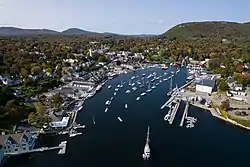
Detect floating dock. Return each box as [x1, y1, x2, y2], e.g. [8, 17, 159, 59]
[180, 96, 189, 127]
[5, 141, 67, 156]
[169, 97, 181, 124]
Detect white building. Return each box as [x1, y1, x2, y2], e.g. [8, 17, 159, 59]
[49, 117, 70, 129]
[69, 81, 94, 90]
[0, 132, 36, 154]
[234, 84, 243, 91]
[195, 78, 215, 94]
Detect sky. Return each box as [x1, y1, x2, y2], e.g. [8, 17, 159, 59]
[0, 0, 249, 35]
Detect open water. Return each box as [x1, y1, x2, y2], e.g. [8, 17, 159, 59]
[4, 67, 250, 167]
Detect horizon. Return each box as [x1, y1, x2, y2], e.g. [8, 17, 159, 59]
[0, 0, 249, 35]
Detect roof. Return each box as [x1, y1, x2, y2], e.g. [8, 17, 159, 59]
[196, 79, 215, 88]
[0, 132, 31, 146]
[49, 117, 70, 128]
[234, 84, 243, 87]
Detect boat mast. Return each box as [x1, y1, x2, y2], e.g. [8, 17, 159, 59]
[169, 76, 173, 92]
[92, 116, 95, 124]
[146, 126, 150, 144]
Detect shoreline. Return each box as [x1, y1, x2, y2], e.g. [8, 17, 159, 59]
[181, 98, 250, 131]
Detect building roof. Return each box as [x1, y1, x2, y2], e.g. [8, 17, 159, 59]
[196, 79, 215, 88]
[234, 84, 243, 87]
[0, 132, 31, 147]
[49, 117, 70, 128]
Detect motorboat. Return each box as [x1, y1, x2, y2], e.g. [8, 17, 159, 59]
[125, 104, 128, 109]
[108, 85, 112, 89]
[126, 90, 131, 94]
[114, 92, 117, 96]
[105, 100, 110, 105]
[141, 92, 146, 96]
[110, 97, 114, 101]
[118, 117, 123, 122]
[115, 88, 119, 91]
[105, 108, 108, 112]
[132, 87, 137, 91]
[142, 126, 150, 160]
[136, 97, 140, 101]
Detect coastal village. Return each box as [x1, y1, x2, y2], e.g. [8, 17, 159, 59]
[0, 39, 250, 166]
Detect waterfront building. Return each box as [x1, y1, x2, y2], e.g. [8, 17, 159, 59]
[0, 132, 36, 154]
[49, 117, 70, 129]
[195, 75, 216, 94]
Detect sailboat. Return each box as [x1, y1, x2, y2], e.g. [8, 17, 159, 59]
[146, 81, 152, 93]
[129, 79, 132, 86]
[140, 78, 144, 88]
[92, 116, 95, 125]
[120, 80, 123, 88]
[151, 82, 156, 89]
[167, 76, 173, 96]
[142, 126, 150, 160]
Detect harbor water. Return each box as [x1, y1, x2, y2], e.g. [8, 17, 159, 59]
[4, 67, 250, 167]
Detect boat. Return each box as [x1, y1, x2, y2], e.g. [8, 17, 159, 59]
[147, 74, 152, 79]
[108, 85, 112, 89]
[167, 76, 173, 96]
[156, 83, 159, 86]
[141, 92, 146, 96]
[164, 72, 167, 75]
[78, 106, 83, 111]
[114, 92, 117, 96]
[142, 74, 146, 76]
[96, 85, 102, 91]
[126, 90, 131, 94]
[69, 132, 82, 138]
[163, 78, 168, 81]
[161, 64, 167, 70]
[118, 117, 123, 122]
[115, 88, 119, 91]
[105, 100, 110, 105]
[125, 104, 128, 109]
[129, 80, 132, 86]
[92, 116, 96, 124]
[105, 108, 108, 112]
[171, 71, 174, 74]
[146, 82, 152, 93]
[142, 126, 150, 160]
[153, 72, 156, 75]
[131, 76, 136, 80]
[159, 80, 162, 83]
[151, 82, 156, 89]
[136, 97, 140, 101]
[117, 85, 121, 88]
[131, 83, 135, 86]
[110, 97, 114, 101]
[132, 87, 137, 91]
[120, 81, 124, 88]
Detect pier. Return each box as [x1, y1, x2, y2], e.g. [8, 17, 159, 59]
[169, 97, 181, 124]
[5, 141, 67, 156]
[180, 96, 189, 127]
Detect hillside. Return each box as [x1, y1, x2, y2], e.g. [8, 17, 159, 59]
[0, 27, 59, 36]
[162, 21, 250, 41]
[61, 28, 100, 36]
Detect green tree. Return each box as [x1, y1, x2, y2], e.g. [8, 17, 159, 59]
[218, 79, 229, 91]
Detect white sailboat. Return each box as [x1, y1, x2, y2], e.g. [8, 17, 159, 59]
[120, 80, 123, 88]
[146, 81, 152, 93]
[125, 104, 128, 109]
[142, 126, 150, 160]
[105, 108, 108, 113]
[92, 116, 95, 125]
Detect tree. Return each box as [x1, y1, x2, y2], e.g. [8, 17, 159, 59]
[218, 79, 229, 91]
[235, 63, 243, 73]
[20, 68, 30, 78]
[220, 100, 230, 111]
[31, 66, 42, 75]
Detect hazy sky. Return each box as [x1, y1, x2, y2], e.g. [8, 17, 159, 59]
[0, 0, 248, 34]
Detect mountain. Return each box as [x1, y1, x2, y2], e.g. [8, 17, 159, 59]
[61, 28, 101, 36]
[162, 21, 250, 41]
[0, 27, 59, 36]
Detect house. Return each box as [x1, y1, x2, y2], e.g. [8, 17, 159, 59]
[0, 132, 36, 154]
[234, 84, 243, 91]
[196, 79, 215, 94]
[49, 117, 70, 129]
[0, 145, 4, 166]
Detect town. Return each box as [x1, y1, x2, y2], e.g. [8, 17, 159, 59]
[0, 30, 250, 166]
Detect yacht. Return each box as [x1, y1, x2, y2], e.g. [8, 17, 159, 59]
[115, 88, 119, 91]
[136, 97, 140, 101]
[131, 76, 136, 80]
[164, 113, 170, 121]
[125, 104, 128, 109]
[117, 85, 121, 88]
[126, 90, 131, 94]
[105, 100, 110, 105]
[156, 83, 159, 86]
[142, 74, 146, 76]
[163, 78, 168, 81]
[105, 108, 108, 113]
[96, 85, 102, 91]
[108, 85, 112, 89]
[132, 87, 137, 91]
[114, 92, 117, 96]
[131, 83, 135, 86]
[146, 82, 152, 93]
[118, 117, 123, 122]
[141, 92, 146, 96]
[142, 126, 150, 160]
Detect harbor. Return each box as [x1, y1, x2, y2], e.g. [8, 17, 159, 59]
[3, 67, 250, 167]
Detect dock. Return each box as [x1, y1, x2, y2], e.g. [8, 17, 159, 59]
[180, 96, 189, 127]
[169, 97, 181, 124]
[5, 141, 67, 156]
